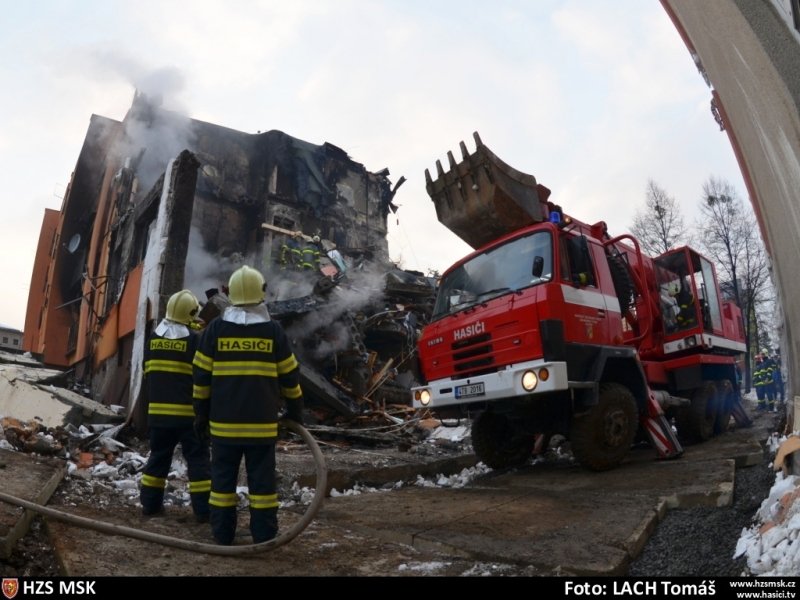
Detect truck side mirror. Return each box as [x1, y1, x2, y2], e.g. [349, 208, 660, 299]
[532, 256, 544, 278]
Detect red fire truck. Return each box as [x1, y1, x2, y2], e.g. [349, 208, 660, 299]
[412, 133, 750, 471]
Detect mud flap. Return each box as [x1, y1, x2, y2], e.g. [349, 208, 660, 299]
[730, 397, 754, 428]
[642, 392, 683, 460]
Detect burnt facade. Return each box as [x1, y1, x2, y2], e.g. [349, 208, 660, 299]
[24, 93, 424, 418]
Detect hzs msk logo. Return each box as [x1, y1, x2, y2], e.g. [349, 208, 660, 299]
[1, 578, 18, 600]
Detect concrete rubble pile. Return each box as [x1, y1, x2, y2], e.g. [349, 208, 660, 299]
[198, 259, 436, 427]
[0, 350, 126, 463]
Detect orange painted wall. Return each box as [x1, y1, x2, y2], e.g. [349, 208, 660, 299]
[119, 263, 143, 337]
[40, 207, 75, 368]
[94, 304, 119, 366]
[22, 209, 60, 355]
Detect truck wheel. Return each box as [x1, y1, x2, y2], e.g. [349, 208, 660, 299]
[570, 382, 638, 471]
[714, 379, 733, 434]
[471, 411, 535, 469]
[678, 380, 719, 442]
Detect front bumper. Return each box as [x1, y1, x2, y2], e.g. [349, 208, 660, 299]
[412, 359, 569, 409]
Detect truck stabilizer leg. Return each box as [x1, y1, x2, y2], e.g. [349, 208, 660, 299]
[730, 397, 754, 428]
[642, 393, 683, 459]
[642, 413, 684, 459]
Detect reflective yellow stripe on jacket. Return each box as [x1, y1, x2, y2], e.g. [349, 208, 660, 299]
[209, 421, 278, 439]
[144, 359, 193, 375]
[276, 354, 298, 374]
[193, 384, 211, 400]
[211, 361, 279, 377]
[193, 351, 213, 372]
[281, 384, 302, 399]
[148, 403, 195, 417]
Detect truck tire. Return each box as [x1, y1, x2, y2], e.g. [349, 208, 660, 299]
[678, 380, 719, 442]
[570, 382, 638, 471]
[714, 379, 733, 434]
[471, 411, 535, 470]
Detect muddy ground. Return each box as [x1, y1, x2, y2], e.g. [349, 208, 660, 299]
[0, 414, 783, 577]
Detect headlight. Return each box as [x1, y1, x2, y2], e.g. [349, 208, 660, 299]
[415, 389, 432, 406]
[685, 335, 697, 347]
[521, 370, 538, 391]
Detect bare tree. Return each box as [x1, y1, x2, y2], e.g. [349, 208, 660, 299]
[630, 180, 687, 256]
[696, 176, 772, 389]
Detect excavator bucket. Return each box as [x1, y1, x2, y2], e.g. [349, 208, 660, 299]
[425, 132, 552, 249]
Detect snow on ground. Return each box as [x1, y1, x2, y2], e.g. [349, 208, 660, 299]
[282, 462, 493, 507]
[460, 562, 516, 576]
[397, 560, 451, 574]
[428, 422, 470, 443]
[414, 463, 492, 488]
[734, 432, 800, 576]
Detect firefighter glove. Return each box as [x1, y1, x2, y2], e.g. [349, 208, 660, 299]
[285, 400, 304, 425]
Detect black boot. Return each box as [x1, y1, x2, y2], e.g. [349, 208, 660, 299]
[250, 507, 278, 543]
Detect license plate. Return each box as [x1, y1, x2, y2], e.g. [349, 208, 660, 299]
[455, 382, 485, 399]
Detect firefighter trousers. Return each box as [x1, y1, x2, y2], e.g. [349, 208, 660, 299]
[209, 441, 278, 545]
[140, 426, 211, 519]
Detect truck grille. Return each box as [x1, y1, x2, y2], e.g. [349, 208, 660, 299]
[451, 333, 494, 375]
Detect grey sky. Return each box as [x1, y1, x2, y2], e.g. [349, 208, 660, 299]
[0, 1, 744, 330]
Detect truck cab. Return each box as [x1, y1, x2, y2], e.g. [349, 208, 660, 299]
[411, 133, 747, 471]
[413, 215, 658, 471]
[649, 247, 745, 358]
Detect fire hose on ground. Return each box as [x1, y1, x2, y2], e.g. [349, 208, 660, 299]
[0, 420, 327, 556]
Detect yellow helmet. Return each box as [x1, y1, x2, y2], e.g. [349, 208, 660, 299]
[228, 265, 266, 305]
[166, 290, 199, 324]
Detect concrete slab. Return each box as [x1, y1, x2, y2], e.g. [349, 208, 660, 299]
[318, 450, 736, 575]
[0, 449, 65, 558]
[48, 504, 542, 577]
[0, 369, 122, 428]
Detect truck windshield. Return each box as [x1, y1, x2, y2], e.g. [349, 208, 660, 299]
[432, 231, 553, 319]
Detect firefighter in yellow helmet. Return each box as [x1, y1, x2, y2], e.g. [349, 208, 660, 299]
[192, 266, 304, 544]
[140, 289, 210, 522]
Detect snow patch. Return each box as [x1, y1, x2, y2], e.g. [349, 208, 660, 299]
[397, 561, 450, 573]
[735, 433, 800, 576]
[414, 463, 491, 488]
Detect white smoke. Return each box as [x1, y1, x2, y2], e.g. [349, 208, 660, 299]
[120, 101, 195, 195]
[285, 263, 390, 352]
[80, 47, 187, 111]
[309, 321, 351, 361]
[263, 266, 316, 301]
[183, 227, 256, 301]
[78, 48, 195, 194]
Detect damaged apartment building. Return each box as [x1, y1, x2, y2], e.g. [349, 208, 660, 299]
[23, 92, 434, 426]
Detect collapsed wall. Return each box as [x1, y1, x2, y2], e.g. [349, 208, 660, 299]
[25, 92, 434, 425]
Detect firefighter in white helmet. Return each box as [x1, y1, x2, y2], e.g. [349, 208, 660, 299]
[140, 289, 210, 522]
[192, 265, 304, 544]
